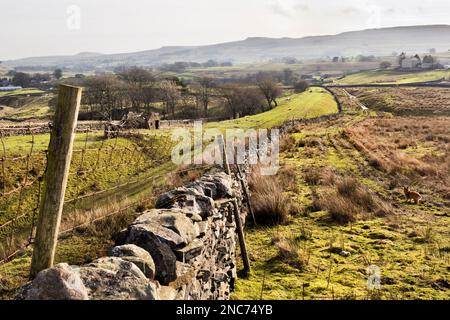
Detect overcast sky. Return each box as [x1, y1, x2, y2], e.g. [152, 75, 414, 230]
[1, 0, 449, 60]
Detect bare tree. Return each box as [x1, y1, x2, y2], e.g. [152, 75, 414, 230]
[118, 67, 154, 111]
[82, 75, 127, 120]
[53, 69, 63, 80]
[256, 73, 282, 110]
[159, 80, 180, 118]
[282, 68, 295, 85]
[192, 77, 214, 116]
[379, 61, 392, 69]
[219, 84, 264, 119]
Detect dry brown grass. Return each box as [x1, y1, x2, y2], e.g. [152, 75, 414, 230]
[165, 165, 205, 190]
[303, 166, 342, 187]
[346, 87, 450, 116]
[303, 168, 321, 186]
[272, 232, 309, 270]
[280, 134, 297, 153]
[344, 117, 450, 202]
[249, 166, 296, 226]
[277, 165, 297, 192]
[312, 174, 393, 224]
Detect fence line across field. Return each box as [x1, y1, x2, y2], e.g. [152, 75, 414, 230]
[0, 161, 215, 266]
[0, 148, 171, 230]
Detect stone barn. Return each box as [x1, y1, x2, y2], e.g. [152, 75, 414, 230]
[104, 112, 161, 138]
[147, 112, 161, 130]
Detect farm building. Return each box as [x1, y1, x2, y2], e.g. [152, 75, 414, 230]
[121, 111, 161, 130]
[147, 112, 161, 130]
[401, 56, 421, 69]
[400, 54, 436, 70]
[104, 112, 161, 137]
[421, 62, 433, 69]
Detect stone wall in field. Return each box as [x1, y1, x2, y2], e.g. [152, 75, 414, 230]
[17, 168, 249, 300]
[278, 112, 343, 135]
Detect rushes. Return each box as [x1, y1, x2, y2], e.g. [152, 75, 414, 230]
[309, 172, 393, 224]
[249, 166, 297, 226]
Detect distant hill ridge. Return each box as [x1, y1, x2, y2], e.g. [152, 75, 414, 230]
[4, 25, 450, 70]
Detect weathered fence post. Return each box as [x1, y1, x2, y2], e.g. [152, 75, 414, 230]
[236, 164, 257, 226]
[220, 135, 251, 275]
[30, 85, 82, 278]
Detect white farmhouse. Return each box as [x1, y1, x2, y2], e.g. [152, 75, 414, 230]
[401, 57, 421, 69]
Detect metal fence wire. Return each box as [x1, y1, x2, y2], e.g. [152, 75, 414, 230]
[0, 127, 213, 266]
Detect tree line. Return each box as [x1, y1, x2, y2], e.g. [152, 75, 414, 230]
[64, 67, 310, 121]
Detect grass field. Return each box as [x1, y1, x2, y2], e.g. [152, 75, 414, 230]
[1, 79, 448, 300]
[345, 87, 450, 116]
[206, 87, 339, 130]
[233, 115, 450, 300]
[0, 158, 209, 299]
[0, 131, 175, 259]
[0, 89, 45, 98]
[333, 69, 450, 85]
[0, 96, 53, 120]
[177, 61, 379, 81]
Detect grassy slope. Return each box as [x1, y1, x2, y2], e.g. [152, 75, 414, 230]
[233, 115, 450, 300]
[345, 87, 450, 117]
[0, 89, 45, 98]
[207, 87, 339, 130]
[0, 89, 51, 121]
[0, 131, 175, 249]
[334, 69, 450, 85]
[178, 61, 380, 80]
[0, 88, 340, 298]
[0, 96, 52, 120]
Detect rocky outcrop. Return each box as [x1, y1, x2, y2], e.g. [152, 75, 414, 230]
[18, 169, 248, 300]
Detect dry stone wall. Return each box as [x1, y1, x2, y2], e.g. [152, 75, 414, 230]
[17, 168, 249, 300]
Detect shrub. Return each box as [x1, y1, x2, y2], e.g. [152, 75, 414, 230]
[320, 167, 338, 186]
[277, 165, 297, 192]
[304, 168, 321, 186]
[293, 80, 310, 93]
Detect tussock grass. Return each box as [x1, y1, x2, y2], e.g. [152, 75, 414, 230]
[313, 174, 393, 224]
[249, 166, 297, 226]
[272, 232, 309, 270]
[280, 135, 296, 153]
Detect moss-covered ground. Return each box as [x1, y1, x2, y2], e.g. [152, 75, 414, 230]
[233, 111, 449, 300]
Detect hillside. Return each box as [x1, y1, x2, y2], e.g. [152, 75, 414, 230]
[4, 25, 450, 71]
[332, 69, 450, 85]
[207, 87, 339, 130]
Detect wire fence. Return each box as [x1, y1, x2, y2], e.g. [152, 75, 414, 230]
[0, 127, 212, 266]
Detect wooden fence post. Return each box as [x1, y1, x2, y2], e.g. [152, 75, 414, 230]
[220, 135, 251, 275]
[30, 85, 82, 278]
[236, 164, 257, 226]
